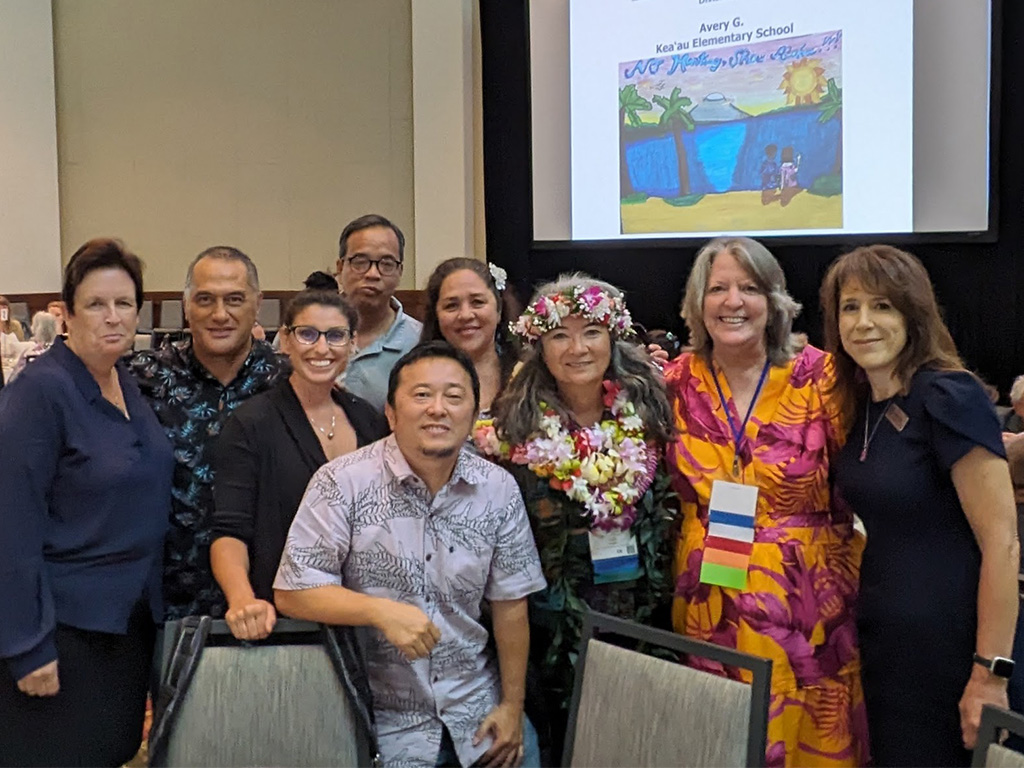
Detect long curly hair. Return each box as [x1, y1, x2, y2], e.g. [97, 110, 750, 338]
[492, 274, 675, 445]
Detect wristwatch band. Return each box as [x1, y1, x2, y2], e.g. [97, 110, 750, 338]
[973, 653, 1015, 679]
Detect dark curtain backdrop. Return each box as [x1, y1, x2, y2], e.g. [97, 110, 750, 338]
[481, 2, 1023, 396]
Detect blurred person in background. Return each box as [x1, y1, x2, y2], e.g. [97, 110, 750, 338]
[8, 312, 59, 383]
[0, 295, 26, 340]
[46, 300, 67, 335]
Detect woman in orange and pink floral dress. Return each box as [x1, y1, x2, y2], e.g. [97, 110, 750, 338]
[664, 237, 868, 767]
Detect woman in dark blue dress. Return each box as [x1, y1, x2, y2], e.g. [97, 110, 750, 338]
[821, 245, 1019, 766]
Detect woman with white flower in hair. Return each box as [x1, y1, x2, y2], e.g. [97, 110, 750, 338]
[420, 258, 519, 417]
[475, 273, 677, 760]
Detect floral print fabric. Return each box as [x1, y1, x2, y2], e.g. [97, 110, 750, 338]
[129, 338, 287, 619]
[665, 346, 868, 767]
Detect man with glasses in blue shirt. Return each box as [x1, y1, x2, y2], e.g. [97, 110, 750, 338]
[335, 214, 422, 412]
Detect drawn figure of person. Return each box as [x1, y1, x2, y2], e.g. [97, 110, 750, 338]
[779, 146, 802, 206]
[760, 144, 780, 205]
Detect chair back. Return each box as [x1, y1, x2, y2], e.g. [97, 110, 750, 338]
[159, 299, 183, 330]
[258, 298, 281, 331]
[564, 612, 771, 768]
[151, 618, 375, 768]
[9, 301, 29, 327]
[973, 705, 1024, 767]
[137, 300, 154, 333]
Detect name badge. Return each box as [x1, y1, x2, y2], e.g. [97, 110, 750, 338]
[589, 529, 641, 584]
[885, 403, 909, 432]
[700, 480, 758, 590]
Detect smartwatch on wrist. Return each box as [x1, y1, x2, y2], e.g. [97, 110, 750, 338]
[973, 653, 1015, 679]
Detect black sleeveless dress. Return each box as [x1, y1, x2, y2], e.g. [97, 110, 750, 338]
[834, 369, 1005, 767]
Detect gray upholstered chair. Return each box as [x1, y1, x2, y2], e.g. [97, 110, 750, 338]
[972, 705, 1024, 767]
[157, 299, 183, 331]
[150, 618, 375, 768]
[563, 611, 772, 768]
[258, 297, 281, 332]
[9, 301, 29, 328]
[137, 300, 154, 333]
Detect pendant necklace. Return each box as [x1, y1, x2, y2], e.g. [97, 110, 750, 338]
[859, 398, 891, 462]
[309, 410, 336, 441]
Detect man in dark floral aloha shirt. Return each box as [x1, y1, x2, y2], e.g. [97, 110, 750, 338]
[130, 247, 287, 620]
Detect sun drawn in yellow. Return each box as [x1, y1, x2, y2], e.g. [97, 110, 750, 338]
[779, 58, 827, 105]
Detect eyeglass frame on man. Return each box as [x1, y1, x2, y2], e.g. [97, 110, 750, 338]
[286, 325, 353, 347]
[343, 254, 403, 276]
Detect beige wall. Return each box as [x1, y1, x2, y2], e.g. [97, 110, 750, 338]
[0, 0, 61, 294]
[472, 0, 486, 262]
[53, 0, 415, 292]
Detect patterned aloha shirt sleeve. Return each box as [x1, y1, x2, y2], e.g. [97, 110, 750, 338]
[484, 474, 546, 602]
[274, 466, 350, 592]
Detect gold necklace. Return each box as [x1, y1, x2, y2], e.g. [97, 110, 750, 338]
[309, 410, 336, 440]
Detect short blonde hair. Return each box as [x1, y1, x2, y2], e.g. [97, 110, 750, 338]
[680, 237, 801, 366]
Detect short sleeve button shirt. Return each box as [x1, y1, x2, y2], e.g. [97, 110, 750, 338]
[275, 435, 546, 767]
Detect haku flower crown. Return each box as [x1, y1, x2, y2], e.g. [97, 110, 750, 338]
[511, 284, 633, 343]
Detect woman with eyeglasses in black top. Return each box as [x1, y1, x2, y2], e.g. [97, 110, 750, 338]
[210, 289, 388, 640]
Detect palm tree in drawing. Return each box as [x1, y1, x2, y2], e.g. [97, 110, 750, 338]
[817, 77, 843, 174]
[619, 84, 652, 198]
[653, 87, 695, 196]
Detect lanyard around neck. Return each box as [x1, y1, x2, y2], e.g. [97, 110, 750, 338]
[711, 359, 771, 476]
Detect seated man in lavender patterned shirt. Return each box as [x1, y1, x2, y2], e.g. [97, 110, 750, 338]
[275, 341, 546, 768]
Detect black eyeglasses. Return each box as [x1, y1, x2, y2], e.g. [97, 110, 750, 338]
[287, 325, 352, 347]
[345, 255, 402, 276]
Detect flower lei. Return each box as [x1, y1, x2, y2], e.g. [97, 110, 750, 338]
[474, 381, 658, 531]
[511, 284, 633, 343]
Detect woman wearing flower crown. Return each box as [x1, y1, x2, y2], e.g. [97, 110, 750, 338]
[665, 237, 868, 767]
[420, 258, 519, 417]
[474, 274, 676, 760]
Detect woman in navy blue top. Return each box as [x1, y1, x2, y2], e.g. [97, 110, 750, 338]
[0, 239, 173, 767]
[821, 245, 1019, 767]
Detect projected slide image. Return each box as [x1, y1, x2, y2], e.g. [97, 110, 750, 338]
[618, 30, 843, 235]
